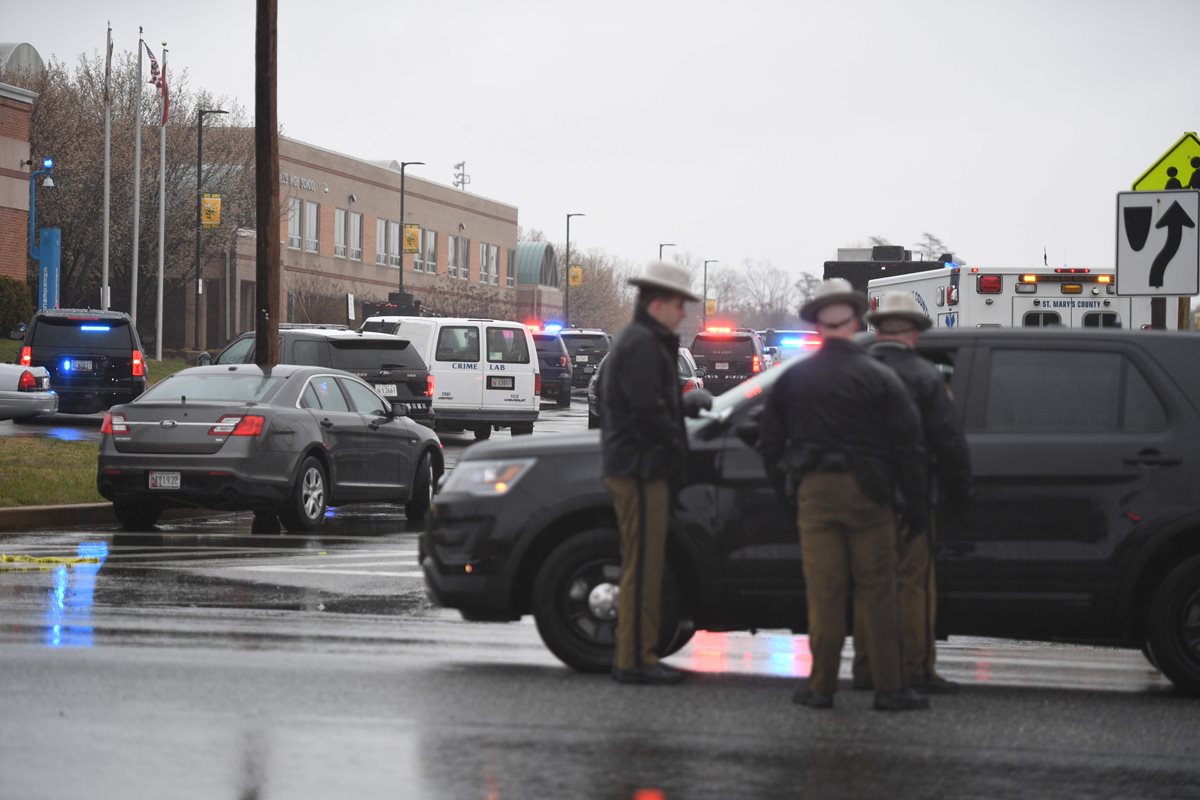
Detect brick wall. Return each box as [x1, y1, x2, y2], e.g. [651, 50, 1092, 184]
[0, 98, 30, 141]
[0, 207, 27, 281]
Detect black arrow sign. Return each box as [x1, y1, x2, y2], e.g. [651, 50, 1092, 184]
[1149, 200, 1196, 288]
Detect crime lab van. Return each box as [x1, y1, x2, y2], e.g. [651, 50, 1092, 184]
[867, 266, 1185, 330]
[359, 316, 540, 440]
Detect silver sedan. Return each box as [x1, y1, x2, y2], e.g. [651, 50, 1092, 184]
[0, 363, 57, 422]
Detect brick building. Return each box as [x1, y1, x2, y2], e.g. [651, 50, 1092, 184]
[0, 81, 35, 283]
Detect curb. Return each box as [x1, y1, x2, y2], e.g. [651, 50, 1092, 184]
[0, 503, 213, 533]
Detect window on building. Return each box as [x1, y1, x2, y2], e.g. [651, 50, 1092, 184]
[389, 222, 401, 267]
[334, 208, 347, 257]
[447, 236, 458, 279]
[479, 243, 489, 284]
[376, 218, 387, 265]
[506, 248, 515, 288]
[423, 229, 438, 274]
[489, 244, 500, 285]
[349, 212, 363, 261]
[458, 236, 471, 280]
[304, 201, 319, 252]
[287, 198, 302, 249]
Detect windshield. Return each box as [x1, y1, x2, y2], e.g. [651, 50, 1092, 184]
[32, 316, 134, 348]
[685, 354, 808, 430]
[691, 335, 755, 359]
[561, 334, 608, 357]
[139, 373, 283, 403]
[534, 334, 564, 354]
[329, 340, 423, 370]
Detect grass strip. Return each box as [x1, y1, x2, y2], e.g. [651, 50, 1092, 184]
[0, 438, 103, 507]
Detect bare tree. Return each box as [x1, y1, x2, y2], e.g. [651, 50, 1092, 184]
[916, 232, 951, 261]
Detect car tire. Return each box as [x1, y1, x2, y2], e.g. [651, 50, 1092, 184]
[405, 452, 434, 523]
[512, 422, 534, 436]
[113, 499, 161, 531]
[473, 425, 492, 441]
[1146, 554, 1200, 694]
[532, 528, 682, 673]
[278, 456, 327, 532]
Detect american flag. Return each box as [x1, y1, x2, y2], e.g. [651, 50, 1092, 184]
[143, 41, 160, 88]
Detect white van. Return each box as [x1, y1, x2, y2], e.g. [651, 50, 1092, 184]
[360, 316, 540, 439]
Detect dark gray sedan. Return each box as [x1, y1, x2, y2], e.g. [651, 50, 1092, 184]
[97, 364, 443, 531]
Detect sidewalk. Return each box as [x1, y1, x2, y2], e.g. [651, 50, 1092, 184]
[0, 503, 212, 532]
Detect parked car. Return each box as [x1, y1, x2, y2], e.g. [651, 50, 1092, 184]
[358, 316, 540, 440]
[97, 364, 443, 531]
[425, 328, 1200, 695]
[558, 328, 611, 388]
[533, 332, 573, 408]
[19, 309, 148, 414]
[687, 327, 767, 395]
[214, 327, 434, 422]
[0, 363, 56, 422]
[585, 347, 706, 428]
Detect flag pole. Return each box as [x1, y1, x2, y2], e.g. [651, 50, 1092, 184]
[101, 22, 112, 310]
[155, 43, 167, 361]
[131, 27, 143, 325]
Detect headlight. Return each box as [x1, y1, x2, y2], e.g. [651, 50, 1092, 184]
[440, 458, 536, 497]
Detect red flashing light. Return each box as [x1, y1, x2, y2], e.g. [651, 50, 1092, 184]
[804, 336, 823, 349]
[131, 350, 145, 377]
[426, 374, 435, 397]
[17, 370, 37, 391]
[977, 275, 1002, 294]
[527, 323, 541, 332]
[705, 326, 732, 334]
[19, 346, 31, 366]
[752, 355, 761, 373]
[1055, 268, 1090, 274]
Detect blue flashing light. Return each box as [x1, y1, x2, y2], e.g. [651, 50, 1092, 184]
[61, 359, 72, 372]
[80, 324, 111, 332]
[780, 337, 804, 346]
[543, 323, 563, 333]
[943, 261, 958, 269]
[324, 506, 338, 518]
[42, 157, 54, 169]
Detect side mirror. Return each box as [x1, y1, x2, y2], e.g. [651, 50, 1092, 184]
[389, 401, 409, 418]
[682, 389, 714, 418]
[693, 366, 707, 379]
[196, 351, 212, 366]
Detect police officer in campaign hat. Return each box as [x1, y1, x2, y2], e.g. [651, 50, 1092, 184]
[600, 260, 701, 685]
[758, 278, 930, 711]
[851, 291, 972, 694]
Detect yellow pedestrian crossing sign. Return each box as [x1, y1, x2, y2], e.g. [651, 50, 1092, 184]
[569, 265, 582, 288]
[1132, 132, 1200, 191]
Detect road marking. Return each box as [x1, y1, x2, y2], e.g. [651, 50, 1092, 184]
[231, 564, 423, 578]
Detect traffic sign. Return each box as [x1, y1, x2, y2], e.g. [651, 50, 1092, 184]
[1115, 190, 1199, 296]
[705, 299, 717, 316]
[569, 265, 582, 288]
[1132, 132, 1200, 191]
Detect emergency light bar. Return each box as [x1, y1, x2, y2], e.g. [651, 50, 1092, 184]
[705, 326, 732, 334]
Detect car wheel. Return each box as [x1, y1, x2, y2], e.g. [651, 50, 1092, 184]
[556, 391, 572, 409]
[405, 452, 434, 523]
[278, 456, 327, 532]
[113, 499, 161, 531]
[473, 425, 492, 441]
[532, 529, 682, 673]
[1146, 554, 1200, 694]
[512, 422, 534, 436]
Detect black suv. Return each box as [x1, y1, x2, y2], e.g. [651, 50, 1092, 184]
[425, 329, 1200, 695]
[689, 328, 767, 395]
[20, 309, 148, 414]
[533, 332, 573, 408]
[215, 327, 434, 421]
[558, 328, 611, 388]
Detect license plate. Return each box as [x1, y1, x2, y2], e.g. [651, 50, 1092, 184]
[716, 362, 729, 370]
[72, 359, 93, 372]
[148, 471, 181, 490]
[377, 384, 398, 397]
[487, 375, 515, 391]
[576, 355, 589, 363]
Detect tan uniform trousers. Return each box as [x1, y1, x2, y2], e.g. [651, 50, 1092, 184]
[852, 530, 937, 686]
[797, 472, 902, 695]
[604, 476, 670, 671]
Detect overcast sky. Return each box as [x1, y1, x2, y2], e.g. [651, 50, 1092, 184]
[8, 0, 1200, 280]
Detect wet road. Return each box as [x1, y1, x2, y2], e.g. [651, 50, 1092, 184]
[2, 393, 1200, 797]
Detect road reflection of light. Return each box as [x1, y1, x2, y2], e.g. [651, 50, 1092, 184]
[974, 658, 993, 683]
[45, 426, 91, 442]
[679, 631, 813, 677]
[44, 541, 107, 648]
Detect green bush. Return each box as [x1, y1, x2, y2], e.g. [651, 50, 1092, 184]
[0, 277, 33, 334]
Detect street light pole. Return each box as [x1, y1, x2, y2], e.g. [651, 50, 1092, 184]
[703, 259, 718, 328]
[658, 242, 676, 260]
[398, 161, 424, 295]
[565, 212, 584, 327]
[195, 108, 227, 350]
[26, 159, 53, 260]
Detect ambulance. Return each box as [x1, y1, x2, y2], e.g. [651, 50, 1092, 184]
[867, 265, 1184, 330]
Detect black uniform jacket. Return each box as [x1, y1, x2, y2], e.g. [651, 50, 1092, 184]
[757, 337, 929, 534]
[600, 306, 687, 481]
[869, 340, 972, 505]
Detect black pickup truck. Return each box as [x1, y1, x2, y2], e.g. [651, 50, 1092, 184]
[424, 328, 1200, 695]
[215, 327, 434, 422]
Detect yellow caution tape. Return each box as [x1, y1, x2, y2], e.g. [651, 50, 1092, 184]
[0, 554, 102, 566]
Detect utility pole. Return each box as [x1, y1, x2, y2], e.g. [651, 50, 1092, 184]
[254, 0, 280, 367]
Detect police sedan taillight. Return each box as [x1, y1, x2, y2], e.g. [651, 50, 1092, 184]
[17, 370, 37, 391]
[101, 413, 129, 434]
[209, 415, 265, 436]
[19, 346, 31, 366]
